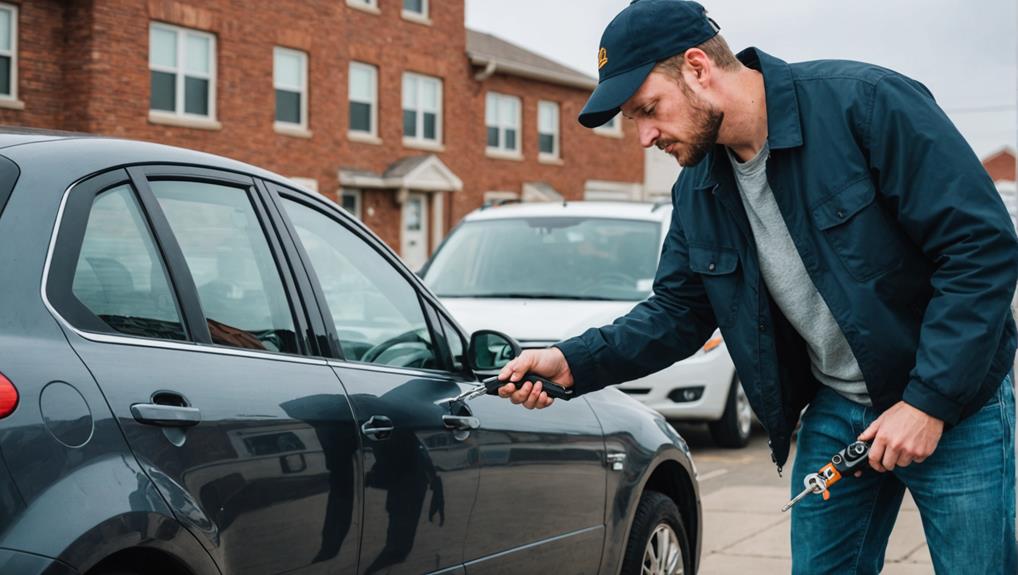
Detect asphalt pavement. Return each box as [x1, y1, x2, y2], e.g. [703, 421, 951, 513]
[673, 423, 935, 574]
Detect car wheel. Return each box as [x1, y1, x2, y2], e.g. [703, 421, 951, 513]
[620, 490, 691, 575]
[708, 376, 752, 448]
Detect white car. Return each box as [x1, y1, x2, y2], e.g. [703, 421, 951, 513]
[422, 201, 753, 448]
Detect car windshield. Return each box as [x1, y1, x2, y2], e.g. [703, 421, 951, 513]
[424, 216, 662, 301]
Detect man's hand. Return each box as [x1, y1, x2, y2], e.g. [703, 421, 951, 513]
[858, 401, 944, 472]
[496, 347, 574, 410]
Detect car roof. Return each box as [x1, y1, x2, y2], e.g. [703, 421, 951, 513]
[0, 128, 293, 192]
[463, 201, 671, 223]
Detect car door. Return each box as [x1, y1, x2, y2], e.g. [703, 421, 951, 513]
[45, 167, 361, 574]
[457, 377, 607, 573]
[267, 183, 477, 575]
[422, 307, 609, 573]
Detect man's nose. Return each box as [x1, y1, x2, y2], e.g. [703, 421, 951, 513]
[637, 120, 659, 148]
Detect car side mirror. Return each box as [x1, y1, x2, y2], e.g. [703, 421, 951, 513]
[467, 330, 522, 373]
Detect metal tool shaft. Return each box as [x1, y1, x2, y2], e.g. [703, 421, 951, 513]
[781, 487, 813, 512]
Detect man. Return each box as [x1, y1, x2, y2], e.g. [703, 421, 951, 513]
[495, 1, 1018, 573]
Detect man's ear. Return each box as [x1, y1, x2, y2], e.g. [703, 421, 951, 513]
[683, 48, 711, 87]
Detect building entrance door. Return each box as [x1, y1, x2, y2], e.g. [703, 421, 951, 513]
[401, 191, 429, 269]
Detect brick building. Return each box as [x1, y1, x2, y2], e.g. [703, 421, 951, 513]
[983, 148, 1016, 183]
[0, 0, 644, 268]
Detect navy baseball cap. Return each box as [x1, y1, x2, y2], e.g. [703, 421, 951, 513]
[579, 0, 720, 128]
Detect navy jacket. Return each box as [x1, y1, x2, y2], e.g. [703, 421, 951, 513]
[557, 48, 1018, 470]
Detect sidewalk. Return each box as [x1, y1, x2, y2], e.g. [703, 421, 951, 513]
[696, 486, 933, 574]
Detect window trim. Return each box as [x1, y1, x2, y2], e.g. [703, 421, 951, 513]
[148, 22, 217, 121]
[347, 0, 380, 14]
[594, 115, 623, 138]
[131, 166, 317, 356]
[0, 3, 17, 102]
[485, 91, 522, 156]
[537, 100, 560, 160]
[348, 61, 378, 138]
[340, 188, 363, 219]
[401, 0, 430, 24]
[45, 169, 201, 342]
[42, 169, 331, 362]
[273, 46, 309, 131]
[402, 72, 443, 146]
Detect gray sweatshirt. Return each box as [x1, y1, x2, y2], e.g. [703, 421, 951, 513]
[726, 142, 871, 405]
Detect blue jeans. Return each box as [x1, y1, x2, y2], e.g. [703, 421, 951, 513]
[791, 374, 1016, 574]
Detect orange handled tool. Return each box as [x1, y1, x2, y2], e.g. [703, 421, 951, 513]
[782, 441, 870, 512]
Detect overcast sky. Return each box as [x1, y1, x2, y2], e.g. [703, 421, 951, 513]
[466, 0, 1017, 161]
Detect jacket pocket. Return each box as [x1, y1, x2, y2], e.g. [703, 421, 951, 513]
[689, 245, 741, 326]
[811, 176, 903, 282]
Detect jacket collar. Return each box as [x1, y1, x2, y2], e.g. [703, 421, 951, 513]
[695, 47, 803, 190]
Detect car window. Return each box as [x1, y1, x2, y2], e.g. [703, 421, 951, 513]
[280, 198, 439, 370]
[72, 184, 186, 340]
[424, 217, 662, 301]
[148, 180, 299, 354]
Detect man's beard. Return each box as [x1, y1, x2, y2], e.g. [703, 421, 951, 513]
[658, 88, 724, 167]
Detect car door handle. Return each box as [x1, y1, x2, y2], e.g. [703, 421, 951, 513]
[361, 415, 395, 440]
[442, 415, 480, 431]
[130, 403, 202, 427]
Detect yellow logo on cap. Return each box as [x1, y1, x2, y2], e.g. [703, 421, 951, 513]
[598, 47, 608, 70]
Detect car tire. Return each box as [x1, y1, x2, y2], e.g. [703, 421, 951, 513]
[708, 375, 752, 448]
[621, 490, 691, 575]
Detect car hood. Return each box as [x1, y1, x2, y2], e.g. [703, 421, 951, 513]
[439, 297, 641, 342]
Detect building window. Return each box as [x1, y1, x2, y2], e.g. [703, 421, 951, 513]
[486, 92, 521, 154]
[403, 0, 429, 18]
[349, 62, 378, 137]
[403, 73, 442, 145]
[538, 100, 560, 159]
[594, 115, 623, 137]
[0, 4, 16, 101]
[347, 0, 379, 12]
[341, 188, 362, 219]
[274, 47, 308, 129]
[149, 23, 216, 118]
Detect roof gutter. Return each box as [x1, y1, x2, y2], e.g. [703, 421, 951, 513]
[474, 60, 497, 82]
[468, 53, 597, 90]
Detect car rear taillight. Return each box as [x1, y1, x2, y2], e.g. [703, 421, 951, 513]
[0, 373, 18, 418]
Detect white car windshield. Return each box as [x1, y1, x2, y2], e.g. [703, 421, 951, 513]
[424, 217, 662, 301]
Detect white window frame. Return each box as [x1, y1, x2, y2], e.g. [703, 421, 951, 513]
[341, 188, 363, 219]
[485, 92, 522, 157]
[402, 72, 443, 147]
[0, 3, 17, 103]
[274, 47, 309, 132]
[347, 0, 380, 14]
[348, 61, 378, 139]
[148, 22, 217, 120]
[537, 100, 560, 160]
[402, 0, 430, 23]
[594, 115, 623, 138]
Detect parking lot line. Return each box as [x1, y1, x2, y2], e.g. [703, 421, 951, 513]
[698, 468, 729, 481]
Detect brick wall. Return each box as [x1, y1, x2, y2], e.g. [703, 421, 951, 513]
[983, 148, 1016, 183]
[0, 1, 66, 128]
[0, 0, 644, 255]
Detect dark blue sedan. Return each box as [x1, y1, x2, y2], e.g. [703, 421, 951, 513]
[0, 130, 700, 575]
